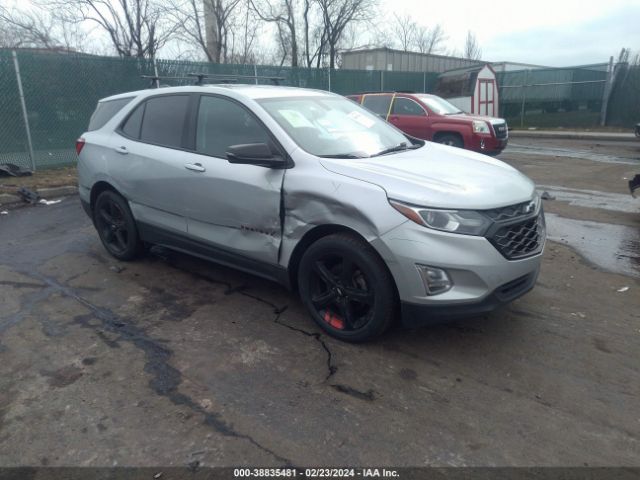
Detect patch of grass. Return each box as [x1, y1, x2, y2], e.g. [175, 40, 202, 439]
[0, 166, 77, 195]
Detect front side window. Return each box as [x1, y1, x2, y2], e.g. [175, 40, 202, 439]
[258, 96, 409, 158]
[361, 94, 393, 118]
[392, 97, 426, 116]
[196, 96, 271, 158]
[139, 95, 190, 148]
[416, 95, 463, 115]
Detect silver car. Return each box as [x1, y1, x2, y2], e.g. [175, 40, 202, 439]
[77, 84, 545, 342]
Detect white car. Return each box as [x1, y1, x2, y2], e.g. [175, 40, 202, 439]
[77, 82, 545, 342]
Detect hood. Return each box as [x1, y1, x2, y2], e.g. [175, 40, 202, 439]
[319, 142, 535, 210]
[444, 113, 505, 125]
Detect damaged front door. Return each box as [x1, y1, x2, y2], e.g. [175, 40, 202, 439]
[181, 94, 285, 265]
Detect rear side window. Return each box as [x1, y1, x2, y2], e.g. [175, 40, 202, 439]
[362, 95, 392, 118]
[88, 97, 133, 131]
[196, 96, 271, 158]
[121, 103, 145, 139]
[392, 97, 426, 116]
[139, 95, 190, 148]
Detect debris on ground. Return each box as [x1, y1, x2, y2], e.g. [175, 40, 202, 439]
[17, 187, 40, 204]
[617, 286, 629, 293]
[0, 210, 7, 215]
[0, 163, 32, 177]
[541, 191, 556, 200]
[109, 265, 125, 273]
[38, 198, 62, 206]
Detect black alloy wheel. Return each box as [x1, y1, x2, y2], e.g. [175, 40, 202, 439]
[298, 233, 396, 342]
[93, 190, 142, 261]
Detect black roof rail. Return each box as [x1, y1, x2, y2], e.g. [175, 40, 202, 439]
[141, 73, 287, 88]
[141, 75, 191, 88]
[350, 90, 417, 95]
[186, 72, 285, 86]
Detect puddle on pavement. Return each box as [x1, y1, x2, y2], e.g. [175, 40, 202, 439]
[545, 213, 640, 278]
[538, 186, 640, 214]
[506, 143, 640, 165]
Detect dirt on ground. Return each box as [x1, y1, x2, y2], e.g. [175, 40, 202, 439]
[0, 138, 638, 468]
[0, 166, 77, 196]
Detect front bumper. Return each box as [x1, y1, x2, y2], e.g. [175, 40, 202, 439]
[372, 218, 544, 326]
[401, 267, 539, 327]
[469, 134, 508, 154]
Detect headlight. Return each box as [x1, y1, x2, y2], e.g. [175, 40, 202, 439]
[472, 120, 490, 134]
[389, 200, 492, 236]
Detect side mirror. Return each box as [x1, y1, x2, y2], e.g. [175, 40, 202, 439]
[226, 143, 287, 168]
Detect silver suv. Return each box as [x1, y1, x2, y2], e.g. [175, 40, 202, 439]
[77, 84, 545, 342]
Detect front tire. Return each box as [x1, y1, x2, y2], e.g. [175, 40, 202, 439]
[435, 133, 463, 148]
[93, 190, 143, 261]
[298, 233, 396, 342]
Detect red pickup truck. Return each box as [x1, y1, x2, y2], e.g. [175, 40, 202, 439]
[347, 92, 508, 156]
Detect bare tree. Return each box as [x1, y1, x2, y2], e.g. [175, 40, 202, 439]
[43, 0, 176, 58]
[316, 0, 378, 69]
[170, 0, 245, 63]
[391, 13, 416, 51]
[463, 30, 482, 60]
[415, 24, 446, 54]
[250, 0, 299, 66]
[0, 5, 83, 50]
[226, 1, 262, 64]
[302, 0, 328, 67]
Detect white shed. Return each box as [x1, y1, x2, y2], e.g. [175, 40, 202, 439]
[434, 64, 500, 117]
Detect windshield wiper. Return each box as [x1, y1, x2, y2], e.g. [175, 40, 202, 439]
[318, 153, 366, 159]
[370, 142, 420, 157]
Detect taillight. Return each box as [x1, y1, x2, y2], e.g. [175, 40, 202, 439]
[75, 137, 86, 155]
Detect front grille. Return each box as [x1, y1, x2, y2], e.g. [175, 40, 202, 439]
[484, 201, 534, 222]
[493, 122, 508, 139]
[490, 214, 545, 260]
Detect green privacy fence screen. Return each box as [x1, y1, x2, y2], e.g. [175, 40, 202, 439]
[1, 50, 637, 170]
[496, 64, 609, 128]
[605, 64, 640, 127]
[0, 50, 435, 169]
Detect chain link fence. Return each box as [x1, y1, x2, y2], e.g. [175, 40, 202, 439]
[0, 50, 436, 170]
[1, 50, 638, 170]
[606, 64, 640, 127]
[497, 64, 609, 128]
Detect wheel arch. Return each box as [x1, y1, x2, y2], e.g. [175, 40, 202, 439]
[432, 130, 465, 147]
[90, 181, 121, 213]
[286, 224, 400, 306]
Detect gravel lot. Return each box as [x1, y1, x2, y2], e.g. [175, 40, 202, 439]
[0, 138, 639, 467]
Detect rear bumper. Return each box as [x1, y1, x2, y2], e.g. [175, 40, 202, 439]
[401, 266, 539, 327]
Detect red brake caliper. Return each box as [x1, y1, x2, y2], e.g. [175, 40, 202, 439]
[323, 310, 345, 330]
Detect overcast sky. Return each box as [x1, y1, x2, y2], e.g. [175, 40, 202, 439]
[388, 0, 640, 66]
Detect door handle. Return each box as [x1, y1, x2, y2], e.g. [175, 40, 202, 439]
[184, 162, 206, 172]
[114, 146, 128, 154]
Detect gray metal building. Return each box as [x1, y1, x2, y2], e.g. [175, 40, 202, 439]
[341, 47, 483, 73]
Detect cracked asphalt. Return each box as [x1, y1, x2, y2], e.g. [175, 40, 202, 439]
[1, 138, 639, 467]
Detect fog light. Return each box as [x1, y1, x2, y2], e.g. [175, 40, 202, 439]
[416, 265, 452, 295]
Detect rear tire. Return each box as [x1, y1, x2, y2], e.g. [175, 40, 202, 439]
[93, 190, 143, 261]
[435, 133, 463, 148]
[298, 233, 396, 342]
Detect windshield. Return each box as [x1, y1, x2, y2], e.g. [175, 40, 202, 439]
[416, 95, 463, 115]
[258, 96, 409, 158]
